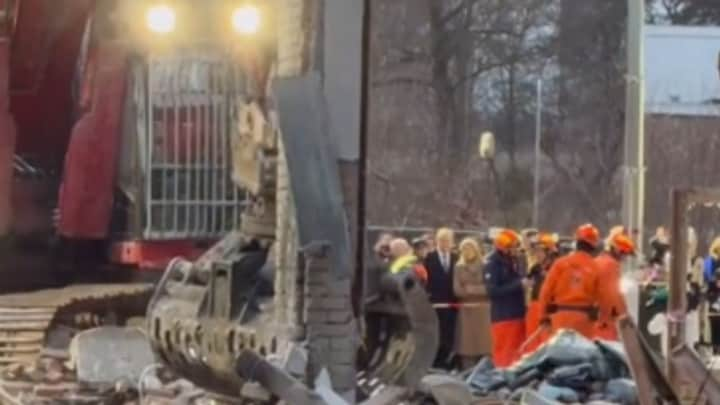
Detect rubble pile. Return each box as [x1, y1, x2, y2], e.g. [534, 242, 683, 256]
[0, 326, 220, 404]
[466, 330, 638, 404]
[0, 325, 642, 404]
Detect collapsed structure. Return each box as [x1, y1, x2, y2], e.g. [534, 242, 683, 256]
[0, 0, 441, 403]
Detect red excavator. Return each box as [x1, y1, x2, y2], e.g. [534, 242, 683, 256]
[0, 0, 274, 365]
[0, 2, 439, 400]
[0, 0, 274, 281]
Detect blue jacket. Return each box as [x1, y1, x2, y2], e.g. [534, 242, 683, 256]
[483, 251, 526, 323]
[705, 256, 720, 284]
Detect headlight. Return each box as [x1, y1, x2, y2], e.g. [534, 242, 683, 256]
[231, 5, 261, 35]
[146, 5, 176, 34]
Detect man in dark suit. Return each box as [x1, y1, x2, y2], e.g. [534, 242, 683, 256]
[424, 227, 459, 369]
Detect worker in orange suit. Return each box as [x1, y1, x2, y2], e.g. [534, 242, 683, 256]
[538, 224, 606, 339]
[523, 233, 559, 354]
[484, 229, 526, 367]
[593, 233, 634, 341]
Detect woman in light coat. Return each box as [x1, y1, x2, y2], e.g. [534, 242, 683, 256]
[453, 237, 492, 368]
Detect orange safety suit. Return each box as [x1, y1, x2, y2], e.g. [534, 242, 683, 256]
[538, 251, 606, 339]
[593, 253, 627, 341]
[523, 258, 556, 354]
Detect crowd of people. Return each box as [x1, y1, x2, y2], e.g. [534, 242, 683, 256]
[373, 224, 636, 370]
[645, 225, 720, 354]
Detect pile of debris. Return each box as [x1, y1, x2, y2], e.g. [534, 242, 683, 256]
[0, 325, 641, 404]
[0, 326, 212, 404]
[466, 330, 637, 404]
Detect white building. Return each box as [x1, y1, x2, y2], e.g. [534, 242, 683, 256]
[645, 25, 720, 117]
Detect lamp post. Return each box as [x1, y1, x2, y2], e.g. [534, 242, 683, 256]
[622, 0, 646, 255]
[479, 131, 509, 225]
[533, 78, 543, 229]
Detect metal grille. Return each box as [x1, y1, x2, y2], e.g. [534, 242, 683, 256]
[142, 51, 248, 239]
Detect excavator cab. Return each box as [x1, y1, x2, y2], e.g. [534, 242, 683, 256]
[57, 0, 276, 272]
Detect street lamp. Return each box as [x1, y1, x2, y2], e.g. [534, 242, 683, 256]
[478, 131, 495, 160]
[478, 131, 509, 225]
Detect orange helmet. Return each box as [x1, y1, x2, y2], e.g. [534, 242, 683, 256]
[535, 232, 558, 252]
[575, 223, 600, 247]
[494, 229, 520, 252]
[610, 233, 635, 255]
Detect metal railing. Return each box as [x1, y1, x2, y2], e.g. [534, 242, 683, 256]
[142, 50, 249, 239]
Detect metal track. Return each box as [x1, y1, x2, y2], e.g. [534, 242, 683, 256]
[0, 284, 153, 366]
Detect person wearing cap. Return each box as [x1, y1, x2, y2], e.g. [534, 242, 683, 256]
[538, 223, 607, 339]
[593, 232, 634, 341]
[484, 229, 526, 367]
[523, 233, 559, 353]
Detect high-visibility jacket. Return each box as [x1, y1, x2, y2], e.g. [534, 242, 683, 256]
[390, 254, 428, 284]
[538, 251, 604, 319]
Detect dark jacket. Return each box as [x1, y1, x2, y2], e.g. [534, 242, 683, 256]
[649, 238, 670, 267]
[528, 253, 558, 301]
[424, 250, 458, 304]
[527, 263, 544, 301]
[484, 250, 526, 322]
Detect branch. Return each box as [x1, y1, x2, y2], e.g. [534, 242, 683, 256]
[450, 59, 513, 91]
[544, 150, 604, 218]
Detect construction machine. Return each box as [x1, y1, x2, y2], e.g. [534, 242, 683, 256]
[0, 0, 438, 401]
[0, 0, 275, 366]
[145, 0, 440, 401]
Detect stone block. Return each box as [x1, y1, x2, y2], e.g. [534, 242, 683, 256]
[308, 337, 331, 353]
[307, 297, 350, 311]
[327, 310, 352, 324]
[329, 337, 357, 352]
[283, 343, 308, 378]
[241, 381, 272, 401]
[305, 309, 327, 323]
[70, 327, 156, 388]
[327, 279, 352, 292]
[309, 322, 355, 337]
[420, 374, 474, 405]
[328, 364, 357, 388]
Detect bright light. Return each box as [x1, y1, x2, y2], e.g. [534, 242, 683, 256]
[232, 5, 261, 35]
[146, 5, 176, 34]
[620, 276, 636, 295]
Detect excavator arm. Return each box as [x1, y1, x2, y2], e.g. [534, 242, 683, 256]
[145, 0, 439, 401]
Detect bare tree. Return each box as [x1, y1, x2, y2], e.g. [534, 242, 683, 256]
[652, 0, 720, 24]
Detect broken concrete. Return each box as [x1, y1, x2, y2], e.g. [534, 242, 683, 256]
[358, 386, 408, 405]
[69, 326, 156, 388]
[315, 368, 350, 405]
[420, 374, 474, 405]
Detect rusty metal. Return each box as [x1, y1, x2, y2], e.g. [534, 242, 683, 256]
[617, 316, 656, 405]
[234, 350, 326, 404]
[617, 315, 680, 405]
[670, 344, 720, 403]
[668, 188, 688, 387]
[146, 232, 277, 396]
[364, 272, 439, 389]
